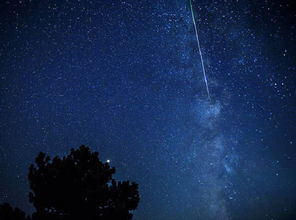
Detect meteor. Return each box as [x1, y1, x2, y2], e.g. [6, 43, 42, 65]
[189, 0, 210, 99]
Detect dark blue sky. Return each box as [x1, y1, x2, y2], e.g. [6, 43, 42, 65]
[0, 0, 295, 219]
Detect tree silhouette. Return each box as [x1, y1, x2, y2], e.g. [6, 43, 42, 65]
[0, 203, 29, 220]
[0, 145, 140, 220]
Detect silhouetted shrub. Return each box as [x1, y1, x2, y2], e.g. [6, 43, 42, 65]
[0, 203, 29, 220]
[0, 145, 140, 220]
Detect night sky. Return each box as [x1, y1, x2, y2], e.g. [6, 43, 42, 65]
[0, 0, 296, 219]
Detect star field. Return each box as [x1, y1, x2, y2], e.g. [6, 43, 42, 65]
[0, 0, 295, 219]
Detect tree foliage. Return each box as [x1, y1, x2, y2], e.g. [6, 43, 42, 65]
[0, 203, 29, 220]
[0, 145, 140, 220]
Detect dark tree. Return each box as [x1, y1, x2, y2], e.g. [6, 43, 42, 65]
[0, 203, 29, 220]
[29, 146, 139, 220]
[0, 145, 139, 220]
